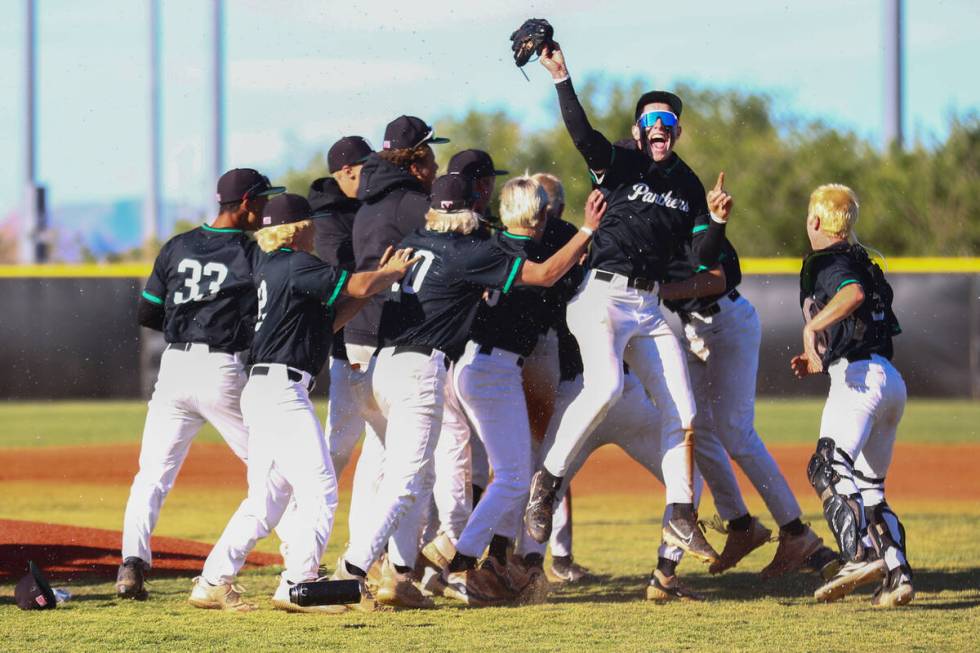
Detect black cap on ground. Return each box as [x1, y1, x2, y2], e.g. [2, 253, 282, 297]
[634, 91, 683, 120]
[448, 149, 508, 179]
[327, 136, 373, 173]
[216, 168, 285, 204]
[15, 561, 56, 611]
[382, 115, 450, 150]
[261, 193, 314, 227]
[429, 174, 475, 212]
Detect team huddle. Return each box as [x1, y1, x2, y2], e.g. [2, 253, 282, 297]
[115, 38, 914, 612]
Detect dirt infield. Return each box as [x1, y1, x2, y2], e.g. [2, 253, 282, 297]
[0, 519, 278, 581]
[1, 440, 977, 501]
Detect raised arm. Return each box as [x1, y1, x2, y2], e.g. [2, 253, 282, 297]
[693, 171, 734, 267]
[519, 190, 605, 287]
[540, 42, 614, 172]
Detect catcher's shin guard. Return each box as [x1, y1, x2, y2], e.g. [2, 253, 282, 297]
[808, 438, 865, 562]
[866, 502, 909, 567]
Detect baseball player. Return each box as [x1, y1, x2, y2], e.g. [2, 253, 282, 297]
[793, 184, 912, 607]
[188, 193, 418, 612]
[523, 39, 719, 565]
[116, 168, 284, 600]
[331, 174, 605, 608]
[653, 168, 834, 578]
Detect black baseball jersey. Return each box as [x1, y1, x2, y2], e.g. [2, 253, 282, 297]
[250, 248, 350, 376]
[469, 232, 550, 357]
[537, 217, 584, 334]
[378, 229, 523, 358]
[799, 243, 900, 367]
[141, 225, 259, 351]
[587, 149, 705, 282]
[664, 213, 743, 314]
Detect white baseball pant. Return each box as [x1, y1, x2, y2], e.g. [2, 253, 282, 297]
[683, 294, 802, 526]
[820, 354, 906, 507]
[520, 372, 705, 562]
[454, 341, 533, 557]
[343, 347, 446, 573]
[542, 270, 696, 503]
[202, 365, 338, 585]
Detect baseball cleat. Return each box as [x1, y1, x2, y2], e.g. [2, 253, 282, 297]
[524, 470, 562, 544]
[871, 566, 915, 608]
[708, 517, 772, 575]
[814, 557, 887, 603]
[760, 525, 824, 578]
[444, 567, 514, 607]
[271, 574, 347, 614]
[115, 556, 149, 600]
[646, 569, 705, 603]
[421, 532, 457, 572]
[330, 557, 380, 613]
[376, 558, 435, 609]
[188, 576, 257, 612]
[549, 555, 596, 583]
[662, 505, 720, 564]
[803, 546, 843, 582]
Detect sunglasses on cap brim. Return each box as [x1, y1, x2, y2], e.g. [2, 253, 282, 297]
[243, 176, 286, 200]
[637, 110, 678, 129]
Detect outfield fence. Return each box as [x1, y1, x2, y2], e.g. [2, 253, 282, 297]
[1, 259, 977, 400]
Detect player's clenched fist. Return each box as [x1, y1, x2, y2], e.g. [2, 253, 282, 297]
[583, 189, 607, 231]
[539, 41, 569, 81]
[707, 171, 733, 222]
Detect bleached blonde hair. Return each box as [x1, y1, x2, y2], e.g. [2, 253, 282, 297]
[808, 184, 859, 242]
[255, 219, 314, 253]
[425, 208, 481, 235]
[531, 172, 564, 217]
[499, 176, 548, 230]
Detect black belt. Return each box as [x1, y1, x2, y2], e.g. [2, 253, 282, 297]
[167, 342, 238, 355]
[679, 289, 741, 323]
[477, 343, 524, 367]
[594, 270, 658, 292]
[392, 345, 450, 370]
[845, 352, 871, 363]
[249, 364, 316, 391]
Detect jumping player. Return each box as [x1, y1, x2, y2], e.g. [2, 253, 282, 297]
[116, 168, 284, 600]
[793, 184, 912, 607]
[188, 193, 418, 612]
[331, 174, 606, 607]
[523, 38, 719, 565]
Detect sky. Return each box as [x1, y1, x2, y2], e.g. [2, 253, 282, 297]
[0, 0, 977, 227]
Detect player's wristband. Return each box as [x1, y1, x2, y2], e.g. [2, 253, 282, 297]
[553, 73, 570, 84]
[710, 212, 728, 224]
[579, 226, 594, 237]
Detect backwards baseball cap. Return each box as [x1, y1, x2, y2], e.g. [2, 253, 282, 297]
[15, 561, 56, 611]
[382, 115, 450, 151]
[634, 90, 683, 120]
[429, 174, 475, 212]
[216, 168, 285, 204]
[327, 136, 373, 173]
[448, 149, 509, 179]
[261, 193, 314, 227]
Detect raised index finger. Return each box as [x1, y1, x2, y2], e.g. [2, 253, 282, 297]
[713, 171, 726, 192]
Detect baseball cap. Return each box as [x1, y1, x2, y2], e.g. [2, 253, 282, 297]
[634, 90, 683, 120]
[15, 561, 56, 611]
[448, 149, 509, 179]
[216, 168, 285, 204]
[327, 136, 373, 173]
[382, 115, 450, 150]
[429, 174, 475, 212]
[261, 193, 314, 227]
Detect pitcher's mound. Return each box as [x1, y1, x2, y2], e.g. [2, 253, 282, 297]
[0, 519, 278, 581]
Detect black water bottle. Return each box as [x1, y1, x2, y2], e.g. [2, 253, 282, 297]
[289, 579, 362, 607]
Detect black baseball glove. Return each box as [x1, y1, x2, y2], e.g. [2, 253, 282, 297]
[510, 18, 554, 67]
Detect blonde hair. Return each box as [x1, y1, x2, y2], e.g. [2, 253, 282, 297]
[808, 184, 859, 242]
[425, 208, 481, 234]
[531, 172, 564, 217]
[499, 177, 547, 230]
[255, 219, 314, 253]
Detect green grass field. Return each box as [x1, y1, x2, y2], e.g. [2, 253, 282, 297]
[1, 400, 979, 652]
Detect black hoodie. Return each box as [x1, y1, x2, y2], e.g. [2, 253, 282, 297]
[346, 153, 429, 348]
[309, 176, 361, 360]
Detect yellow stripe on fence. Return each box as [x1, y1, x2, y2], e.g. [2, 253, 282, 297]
[0, 258, 978, 278]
